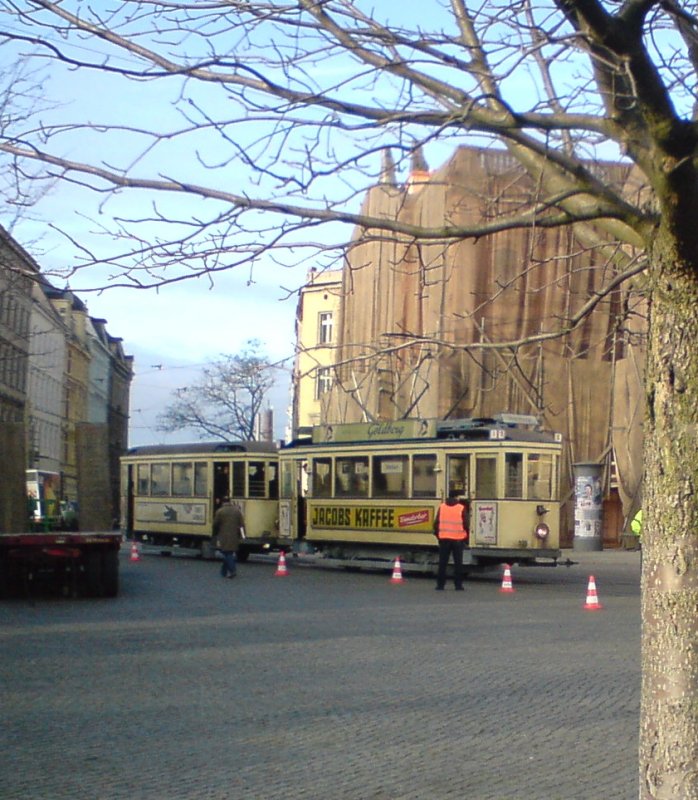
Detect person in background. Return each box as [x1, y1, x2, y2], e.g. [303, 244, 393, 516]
[212, 497, 246, 579]
[631, 508, 643, 547]
[433, 489, 469, 591]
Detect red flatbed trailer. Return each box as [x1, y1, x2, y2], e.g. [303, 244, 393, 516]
[0, 532, 121, 598]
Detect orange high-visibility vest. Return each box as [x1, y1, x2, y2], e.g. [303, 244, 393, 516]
[437, 502, 468, 540]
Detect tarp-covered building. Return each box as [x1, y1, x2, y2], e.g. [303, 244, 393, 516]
[321, 146, 646, 544]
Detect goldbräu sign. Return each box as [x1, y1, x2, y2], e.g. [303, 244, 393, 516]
[310, 505, 433, 531]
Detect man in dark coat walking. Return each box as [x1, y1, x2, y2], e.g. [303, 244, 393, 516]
[212, 497, 245, 579]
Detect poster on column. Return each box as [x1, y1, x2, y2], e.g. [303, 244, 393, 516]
[574, 471, 603, 540]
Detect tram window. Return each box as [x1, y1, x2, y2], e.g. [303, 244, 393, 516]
[412, 455, 437, 498]
[231, 461, 245, 497]
[505, 453, 523, 498]
[194, 462, 208, 496]
[447, 456, 470, 497]
[475, 456, 497, 498]
[151, 463, 170, 496]
[335, 456, 369, 497]
[172, 462, 193, 496]
[528, 453, 554, 499]
[372, 455, 407, 498]
[280, 461, 294, 498]
[268, 463, 279, 499]
[312, 458, 332, 498]
[248, 461, 266, 497]
[137, 464, 150, 495]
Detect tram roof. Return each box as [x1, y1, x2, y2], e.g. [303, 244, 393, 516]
[283, 415, 561, 448]
[124, 441, 278, 457]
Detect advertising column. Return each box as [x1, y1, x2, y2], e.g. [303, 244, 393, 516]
[573, 462, 603, 551]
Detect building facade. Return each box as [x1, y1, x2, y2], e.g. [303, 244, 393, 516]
[0, 224, 133, 533]
[105, 334, 133, 526]
[292, 268, 343, 432]
[26, 277, 68, 475]
[0, 227, 36, 532]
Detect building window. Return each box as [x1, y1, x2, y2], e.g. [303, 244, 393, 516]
[318, 312, 333, 345]
[316, 367, 332, 399]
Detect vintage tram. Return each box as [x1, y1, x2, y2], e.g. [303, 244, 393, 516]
[278, 415, 562, 570]
[120, 442, 286, 558]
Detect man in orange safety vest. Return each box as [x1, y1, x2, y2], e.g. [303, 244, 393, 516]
[433, 489, 469, 591]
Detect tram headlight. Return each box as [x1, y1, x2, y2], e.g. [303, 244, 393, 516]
[534, 522, 550, 541]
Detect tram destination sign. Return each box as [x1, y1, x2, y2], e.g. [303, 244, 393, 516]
[312, 419, 436, 444]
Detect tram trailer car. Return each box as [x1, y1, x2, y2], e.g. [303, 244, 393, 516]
[279, 415, 563, 572]
[120, 442, 286, 559]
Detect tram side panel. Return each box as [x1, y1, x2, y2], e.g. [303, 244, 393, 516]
[298, 498, 559, 566]
[126, 496, 281, 556]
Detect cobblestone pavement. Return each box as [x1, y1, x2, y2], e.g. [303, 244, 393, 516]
[0, 548, 641, 799]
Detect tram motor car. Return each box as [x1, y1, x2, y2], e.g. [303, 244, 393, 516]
[278, 414, 563, 572]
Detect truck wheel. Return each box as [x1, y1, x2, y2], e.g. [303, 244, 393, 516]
[102, 551, 119, 597]
[236, 546, 250, 563]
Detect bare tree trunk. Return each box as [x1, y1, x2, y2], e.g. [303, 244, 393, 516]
[640, 234, 698, 799]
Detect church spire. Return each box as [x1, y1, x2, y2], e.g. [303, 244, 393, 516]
[406, 144, 431, 194]
[379, 148, 396, 185]
[411, 145, 429, 173]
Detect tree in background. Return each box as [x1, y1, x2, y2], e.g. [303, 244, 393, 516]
[1, 2, 698, 795]
[157, 340, 275, 442]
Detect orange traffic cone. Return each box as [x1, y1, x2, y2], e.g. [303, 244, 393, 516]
[583, 575, 603, 610]
[499, 564, 515, 593]
[129, 542, 141, 562]
[390, 557, 404, 584]
[275, 550, 288, 577]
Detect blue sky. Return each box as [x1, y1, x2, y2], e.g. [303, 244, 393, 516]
[0, 24, 320, 445]
[1, 69, 305, 443]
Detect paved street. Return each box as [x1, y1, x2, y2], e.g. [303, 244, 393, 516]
[1, 548, 641, 800]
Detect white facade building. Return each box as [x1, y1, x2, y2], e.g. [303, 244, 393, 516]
[25, 280, 68, 474]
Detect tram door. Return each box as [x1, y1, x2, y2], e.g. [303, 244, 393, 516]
[278, 457, 306, 543]
[295, 459, 307, 541]
[213, 462, 230, 511]
[123, 464, 135, 534]
[447, 455, 471, 528]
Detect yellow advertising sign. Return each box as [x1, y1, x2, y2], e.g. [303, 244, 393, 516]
[309, 504, 434, 531]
